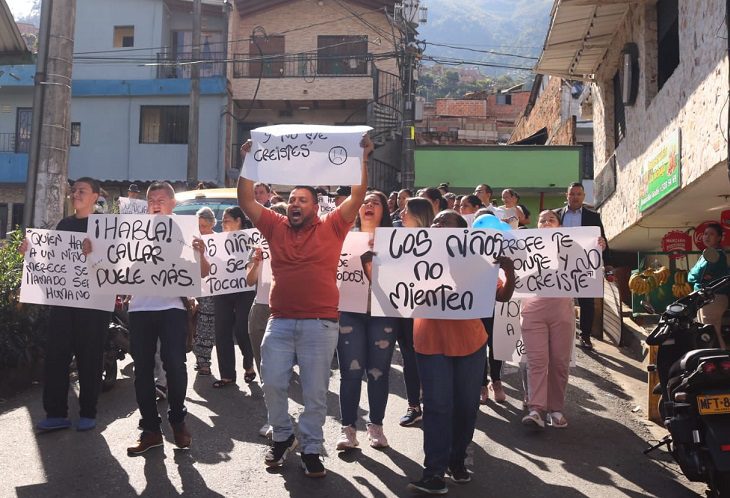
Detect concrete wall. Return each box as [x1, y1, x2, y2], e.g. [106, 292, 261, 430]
[74, 0, 165, 80]
[591, 0, 729, 239]
[69, 93, 228, 184]
[229, 0, 398, 102]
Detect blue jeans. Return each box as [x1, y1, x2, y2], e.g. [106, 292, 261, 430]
[261, 317, 339, 454]
[129, 309, 188, 432]
[416, 344, 486, 479]
[337, 312, 399, 427]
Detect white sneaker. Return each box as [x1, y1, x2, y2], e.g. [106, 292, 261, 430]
[259, 423, 272, 438]
[335, 425, 359, 450]
[366, 423, 389, 448]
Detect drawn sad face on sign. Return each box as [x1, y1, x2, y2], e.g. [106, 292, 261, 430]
[329, 146, 348, 165]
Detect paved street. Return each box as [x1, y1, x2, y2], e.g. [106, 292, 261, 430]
[0, 343, 706, 498]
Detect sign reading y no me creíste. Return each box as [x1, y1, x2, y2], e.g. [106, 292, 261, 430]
[19, 229, 115, 311]
[371, 227, 501, 319]
[504, 226, 604, 298]
[86, 214, 200, 297]
[241, 124, 372, 185]
[199, 228, 264, 296]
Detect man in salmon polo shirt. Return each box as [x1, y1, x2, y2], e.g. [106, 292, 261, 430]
[237, 134, 373, 478]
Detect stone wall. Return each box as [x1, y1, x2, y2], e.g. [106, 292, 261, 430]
[591, 0, 729, 240]
[510, 76, 575, 145]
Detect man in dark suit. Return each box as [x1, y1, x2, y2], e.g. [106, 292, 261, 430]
[554, 182, 609, 351]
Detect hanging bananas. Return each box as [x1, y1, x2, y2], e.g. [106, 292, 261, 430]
[671, 269, 692, 298]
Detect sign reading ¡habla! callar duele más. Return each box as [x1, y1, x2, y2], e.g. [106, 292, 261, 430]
[639, 129, 681, 212]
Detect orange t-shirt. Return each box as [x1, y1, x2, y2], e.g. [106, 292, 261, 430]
[413, 279, 502, 356]
[255, 207, 352, 320]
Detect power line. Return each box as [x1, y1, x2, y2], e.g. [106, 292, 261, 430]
[424, 41, 538, 60]
[420, 55, 533, 71]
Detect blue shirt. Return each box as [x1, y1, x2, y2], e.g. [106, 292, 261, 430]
[562, 207, 582, 228]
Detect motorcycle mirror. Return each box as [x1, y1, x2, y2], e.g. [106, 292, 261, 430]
[703, 246, 720, 264]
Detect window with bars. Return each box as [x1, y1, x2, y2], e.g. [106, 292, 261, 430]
[139, 106, 189, 144]
[317, 35, 368, 75]
[114, 26, 135, 48]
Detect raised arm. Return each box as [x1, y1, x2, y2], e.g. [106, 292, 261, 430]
[237, 140, 264, 224]
[495, 256, 516, 302]
[245, 247, 263, 287]
[338, 134, 374, 224]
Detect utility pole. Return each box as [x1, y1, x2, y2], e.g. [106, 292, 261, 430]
[397, 1, 426, 190]
[23, 0, 76, 229]
[187, 0, 201, 186]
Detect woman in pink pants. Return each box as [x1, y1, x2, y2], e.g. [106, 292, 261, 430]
[520, 210, 606, 429]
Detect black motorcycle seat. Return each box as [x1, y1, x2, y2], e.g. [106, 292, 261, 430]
[652, 383, 662, 395]
[670, 349, 728, 378]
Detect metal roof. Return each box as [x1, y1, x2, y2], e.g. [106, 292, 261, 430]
[534, 0, 631, 81]
[0, 0, 28, 56]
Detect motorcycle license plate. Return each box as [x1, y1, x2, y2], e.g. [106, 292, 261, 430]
[697, 394, 730, 415]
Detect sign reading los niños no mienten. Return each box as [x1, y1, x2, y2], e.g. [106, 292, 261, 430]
[639, 129, 681, 212]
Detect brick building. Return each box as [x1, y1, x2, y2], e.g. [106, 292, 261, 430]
[416, 84, 531, 145]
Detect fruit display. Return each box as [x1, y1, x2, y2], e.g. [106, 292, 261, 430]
[672, 269, 692, 298]
[629, 266, 672, 296]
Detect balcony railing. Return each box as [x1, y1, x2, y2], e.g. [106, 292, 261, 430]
[156, 52, 226, 79]
[0, 133, 29, 153]
[232, 53, 372, 79]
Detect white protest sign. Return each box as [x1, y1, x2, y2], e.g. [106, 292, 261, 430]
[505, 226, 603, 298]
[200, 229, 264, 296]
[241, 124, 372, 185]
[255, 255, 272, 305]
[337, 232, 371, 313]
[492, 298, 576, 366]
[118, 197, 148, 214]
[371, 227, 501, 319]
[20, 229, 115, 312]
[318, 195, 337, 216]
[86, 214, 201, 297]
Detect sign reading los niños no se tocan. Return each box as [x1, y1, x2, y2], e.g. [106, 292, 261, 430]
[639, 129, 681, 212]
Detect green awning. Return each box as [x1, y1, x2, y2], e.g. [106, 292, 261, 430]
[415, 145, 583, 191]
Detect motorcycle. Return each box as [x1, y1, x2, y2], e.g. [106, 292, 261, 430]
[644, 269, 730, 497]
[101, 298, 130, 392]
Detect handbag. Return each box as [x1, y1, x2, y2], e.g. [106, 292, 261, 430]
[180, 297, 198, 353]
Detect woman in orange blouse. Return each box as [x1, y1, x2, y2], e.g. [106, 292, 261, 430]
[408, 210, 516, 494]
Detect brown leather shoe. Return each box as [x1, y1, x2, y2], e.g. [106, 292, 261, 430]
[127, 431, 163, 456]
[172, 422, 192, 449]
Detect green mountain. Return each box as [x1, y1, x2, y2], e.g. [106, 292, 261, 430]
[418, 0, 552, 76]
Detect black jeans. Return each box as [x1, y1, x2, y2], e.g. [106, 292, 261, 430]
[43, 307, 109, 419]
[480, 317, 502, 385]
[214, 291, 255, 379]
[129, 309, 188, 432]
[397, 318, 421, 407]
[578, 297, 594, 339]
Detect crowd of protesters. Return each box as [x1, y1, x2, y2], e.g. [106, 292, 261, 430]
[18, 134, 616, 495]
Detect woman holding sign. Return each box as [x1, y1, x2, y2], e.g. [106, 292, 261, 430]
[520, 210, 606, 429]
[396, 197, 435, 428]
[336, 191, 399, 451]
[408, 210, 516, 494]
[213, 206, 257, 388]
[19, 177, 112, 432]
[193, 207, 217, 376]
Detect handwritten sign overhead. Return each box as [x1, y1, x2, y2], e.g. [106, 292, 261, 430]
[505, 226, 604, 298]
[200, 229, 263, 296]
[20, 229, 115, 311]
[337, 232, 371, 314]
[86, 214, 201, 297]
[241, 124, 372, 185]
[371, 228, 501, 319]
